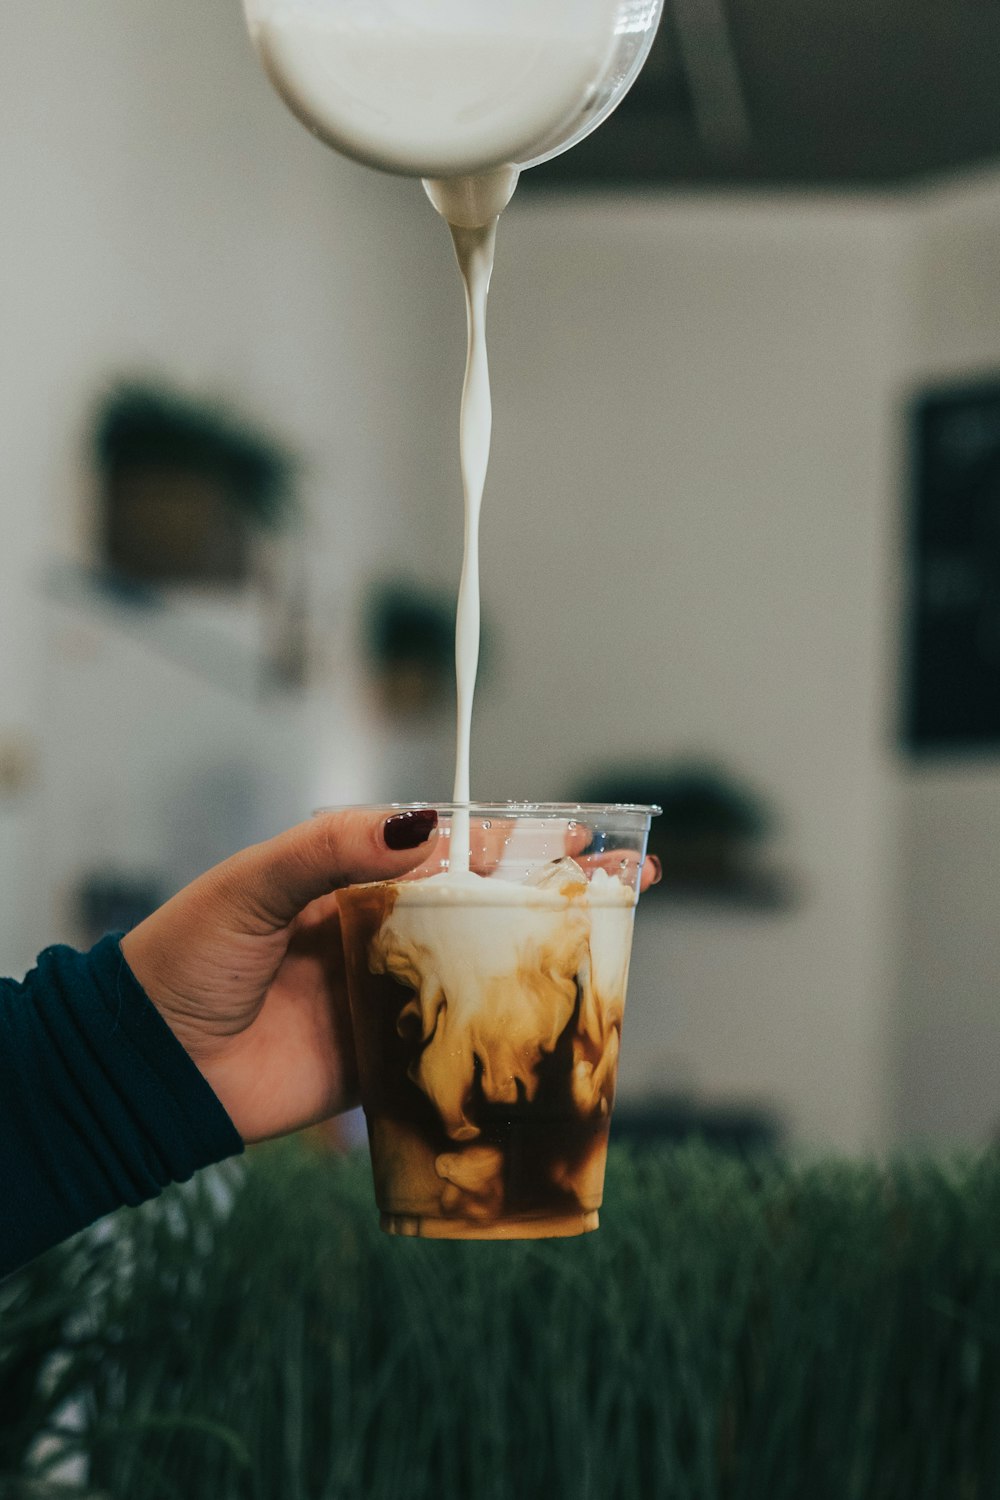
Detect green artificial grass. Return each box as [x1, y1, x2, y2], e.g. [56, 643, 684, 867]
[5, 1142, 1000, 1499]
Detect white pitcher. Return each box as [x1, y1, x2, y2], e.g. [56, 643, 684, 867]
[243, 0, 663, 221]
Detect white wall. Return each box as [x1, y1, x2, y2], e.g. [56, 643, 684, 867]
[446, 196, 906, 1149]
[0, 0, 454, 971]
[891, 170, 1000, 1146]
[416, 174, 1000, 1153]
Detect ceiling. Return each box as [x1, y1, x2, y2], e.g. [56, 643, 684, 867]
[529, 0, 1000, 191]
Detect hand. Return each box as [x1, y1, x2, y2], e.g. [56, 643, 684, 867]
[121, 808, 661, 1147]
[120, 808, 439, 1144]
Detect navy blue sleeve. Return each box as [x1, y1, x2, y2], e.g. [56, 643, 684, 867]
[0, 934, 244, 1276]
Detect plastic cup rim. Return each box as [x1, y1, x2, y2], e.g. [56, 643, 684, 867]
[313, 801, 662, 818]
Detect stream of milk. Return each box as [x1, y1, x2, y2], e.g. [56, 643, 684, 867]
[445, 218, 497, 872]
[256, 7, 618, 864]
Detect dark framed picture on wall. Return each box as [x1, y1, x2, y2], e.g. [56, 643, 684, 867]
[903, 378, 1000, 754]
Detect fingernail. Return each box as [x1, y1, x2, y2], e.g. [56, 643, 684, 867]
[384, 809, 439, 850]
[648, 855, 663, 886]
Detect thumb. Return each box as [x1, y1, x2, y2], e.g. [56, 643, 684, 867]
[203, 808, 439, 933]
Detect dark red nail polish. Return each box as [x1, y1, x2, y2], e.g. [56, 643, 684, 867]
[384, 809, 438, 850]
[648, 855, 663, 885]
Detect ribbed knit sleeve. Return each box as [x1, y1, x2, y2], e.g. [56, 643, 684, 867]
[0, 934, 243, 1276]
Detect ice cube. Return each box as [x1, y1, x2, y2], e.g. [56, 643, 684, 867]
[523, 856, 588, 892]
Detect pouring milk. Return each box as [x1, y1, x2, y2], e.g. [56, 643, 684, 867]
[244, 0, 664, 862]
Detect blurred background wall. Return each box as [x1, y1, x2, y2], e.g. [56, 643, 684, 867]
[0, 0, 454, 968]
[2, 0, 1000, 1152]
[893, 171, 1000, 1147]
[475, 198, 903, 1150]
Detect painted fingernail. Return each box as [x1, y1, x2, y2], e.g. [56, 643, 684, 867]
[648, 855, 663, 886]
[384, 809, 439, 850]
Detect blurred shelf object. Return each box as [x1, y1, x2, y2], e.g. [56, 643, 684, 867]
[363, 578, 456, 719]
[903, 377, 1000, 755]
[75, 869, 164, 947]
[94, 380, 297, 585]
[580, 758, 800, 912]
[62, 378, 311, 696]
[613, 1095, 782, 1154]
[645, 866, 798, 912]
[0, 730, 38, 800]
[44, 561, 306, 701]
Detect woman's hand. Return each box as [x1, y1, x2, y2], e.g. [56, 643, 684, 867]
[120, 808, 439, 1144]
[121, 807, 660, 1146]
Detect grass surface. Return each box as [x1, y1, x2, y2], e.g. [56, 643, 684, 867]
[5, 1142, 1000, 1498]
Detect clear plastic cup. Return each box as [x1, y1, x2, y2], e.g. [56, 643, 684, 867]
[335, 802, 659, 1239]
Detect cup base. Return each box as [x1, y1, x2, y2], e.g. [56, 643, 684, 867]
[380, 1209, 600, 1241]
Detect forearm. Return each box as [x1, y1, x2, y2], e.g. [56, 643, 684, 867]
[0, 935, 242, 1277]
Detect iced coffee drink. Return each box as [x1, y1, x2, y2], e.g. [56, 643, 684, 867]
[337, 804, 656, 1239]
